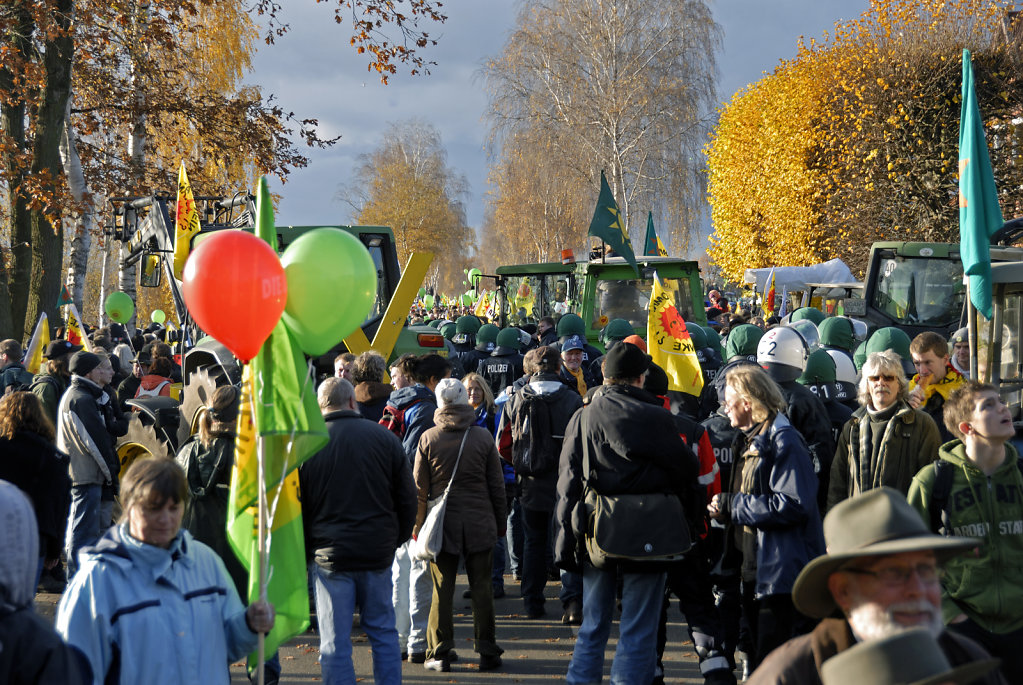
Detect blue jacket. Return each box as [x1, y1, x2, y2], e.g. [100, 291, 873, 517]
[56, 524, 256, 685]
[386, 384, 437, 462]
[725, 413, 825, 599]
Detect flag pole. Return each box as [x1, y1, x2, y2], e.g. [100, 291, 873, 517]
[256, 432, 267, 685]
[967, 280, 979, 381]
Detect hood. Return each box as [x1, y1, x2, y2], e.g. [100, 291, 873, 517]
[937, 439, 1020, 473]
[0, 481, 37, 615]
[522, 374, 573, 400]
[84, 523, 193, 579]
[139, 374, 172, 390]
[388, 383, 435, 409]
[355, 381, 393, 404]
[434, 402, 476, 431]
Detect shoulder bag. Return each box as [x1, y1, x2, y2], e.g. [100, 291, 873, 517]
[579, 432, 691, 569]
[412, 430, 471, 562]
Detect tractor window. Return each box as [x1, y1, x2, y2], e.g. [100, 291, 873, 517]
[594, 277, 696, 330]
[871, 257, 965, 328]
[501, 274, 577, 326]
[366, 243, 387, 323]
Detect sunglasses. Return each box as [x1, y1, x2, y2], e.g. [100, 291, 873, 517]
[867, 374, 897, 383]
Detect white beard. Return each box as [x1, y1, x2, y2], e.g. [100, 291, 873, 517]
[847, 599, 944, 641]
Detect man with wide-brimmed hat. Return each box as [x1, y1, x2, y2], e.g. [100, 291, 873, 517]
[749, 487, 1004, 685]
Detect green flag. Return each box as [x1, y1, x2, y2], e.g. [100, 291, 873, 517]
[958, 49, 1002, 319]
[226, 176, 329, 667]
[57, 283, 72, 307]
[588, 171, 638, 274]
[643, 211, 668, 257]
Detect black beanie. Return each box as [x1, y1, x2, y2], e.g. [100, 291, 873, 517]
[70, 351, 102, 376]
[603, 342, 650, 380]
[643, 362, 669, 396]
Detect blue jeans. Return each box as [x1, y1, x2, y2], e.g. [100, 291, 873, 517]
[65, 484, 102, 579]
[566, 565, 666, 685]
[312, 564, 401, 685]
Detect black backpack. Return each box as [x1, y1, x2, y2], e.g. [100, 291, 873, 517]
[511, 392, 558, 476]
[929, 457, 1023, 534]
[1, 366, 35, 396]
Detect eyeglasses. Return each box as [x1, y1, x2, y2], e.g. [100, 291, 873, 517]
[843, 562, 942, 586]
[867, 374, 897, 383]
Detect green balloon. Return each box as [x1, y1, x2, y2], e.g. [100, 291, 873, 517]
[460, 293, 473, 306]
[105, 291, 134, 324]
[424, 294, 435, 309]
[418, 287, 427, 298]
[280, 228, 377, 356]
[150, 309, 166, 324]
[467, 268, 482, 288]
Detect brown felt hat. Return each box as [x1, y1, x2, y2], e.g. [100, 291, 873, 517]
[820, 628, 1000, 685]
[792, 487, 979, 619]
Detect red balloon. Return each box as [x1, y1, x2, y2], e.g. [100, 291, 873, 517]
[181, 230, 287, 362]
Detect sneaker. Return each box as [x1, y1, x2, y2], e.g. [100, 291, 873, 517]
[479, 654, 502, 671]
[424, 655, 451, 672]
[409, 651, 427, 664]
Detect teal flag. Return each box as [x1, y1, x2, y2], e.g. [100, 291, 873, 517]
[643, 211, 668, 257]
[588, 171, 638, 275]
[959, 49, 1002, 319]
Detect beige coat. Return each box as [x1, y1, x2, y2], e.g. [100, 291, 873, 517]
[413, 403, 507, 556]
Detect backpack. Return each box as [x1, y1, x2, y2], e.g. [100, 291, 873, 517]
[379, 399, 421, 438]
[511, 392, 558, 476]
[135, 379, 170, 400]
[930, 457, 1023, 534]
[1, 366, 35, 396]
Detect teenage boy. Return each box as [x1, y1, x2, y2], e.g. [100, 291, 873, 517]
[908, 382, 1023, 682]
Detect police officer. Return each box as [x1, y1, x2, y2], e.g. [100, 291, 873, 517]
[480, 328, 526, 398]
[459, 323, 499, 376]
[586, 318, 634, 387]
[553, 314, 602, 367]
[797, 349, 853, 451]
[451, 315, 482, 356]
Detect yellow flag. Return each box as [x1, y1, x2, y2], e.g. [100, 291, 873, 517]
[647, 275, 704, 395]
[24, 312, 50, 374]
[474, 290, 490, 318]
[65, 303, 93, 352]
[172, 163, 201, 280]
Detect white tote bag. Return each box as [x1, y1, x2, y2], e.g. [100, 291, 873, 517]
[412, 430, 470, 562]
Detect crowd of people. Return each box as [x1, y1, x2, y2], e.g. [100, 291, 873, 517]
[0, 293, 1021, 685]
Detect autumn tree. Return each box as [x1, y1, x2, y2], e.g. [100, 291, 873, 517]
[347, 119, 475, 294]
[1, 0, 446, 341]
[483, 0, 720, 259]
[706, 0, 1023, 280]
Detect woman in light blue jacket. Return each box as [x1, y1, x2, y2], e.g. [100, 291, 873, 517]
[56, 458, 274, 684]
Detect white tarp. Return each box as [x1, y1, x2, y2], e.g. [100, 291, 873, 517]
[742, 258, 858, 292]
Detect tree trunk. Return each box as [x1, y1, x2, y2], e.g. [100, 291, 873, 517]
[0, 5, 35, 339]
[61, 98, 94, 318]
[23, 0, 75, 341]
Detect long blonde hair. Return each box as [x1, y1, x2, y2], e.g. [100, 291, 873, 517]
[726, 365, 786, 424]
[461, 372, 495, 412]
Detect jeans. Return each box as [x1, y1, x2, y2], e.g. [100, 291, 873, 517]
[493, 534, 507, 590]
[312, 564, 401, 685]
[427, 548, 503, 659]
[65, 484, 102, 579]
[561, 568, 583, 605]
[566, 565, 666, 685]
[391, 540, 432, 654]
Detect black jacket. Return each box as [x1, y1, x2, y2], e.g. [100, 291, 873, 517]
[479, 349, 525, 397]
[554, 383, 699, 571]
[500, 374, 583, 512]
[0, 430, 72, 561]
[777, 379, 836, 511]
[299, 410, 417, 572]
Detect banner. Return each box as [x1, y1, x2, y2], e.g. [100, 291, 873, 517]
[647, 275, 704, 395]
[172, 162, 201, 281]
[65, 303, 93, 352]
[23, 312, 49, 374]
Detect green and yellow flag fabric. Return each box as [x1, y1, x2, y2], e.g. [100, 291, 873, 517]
[172, 163, 201, 281]
[588, 171, 638, 275]
[647, 275, 703, 395]
[643, 212, 668, 257]
[958, 49, 1003, 319]
[226, 177, 329, 666]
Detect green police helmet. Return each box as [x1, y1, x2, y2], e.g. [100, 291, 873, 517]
[556, 313, 586, 337]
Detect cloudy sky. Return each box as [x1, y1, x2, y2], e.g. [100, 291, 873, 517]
[247, 0, 871, 254]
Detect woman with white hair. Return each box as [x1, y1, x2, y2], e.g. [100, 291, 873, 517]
[826, 349, 941, 510]
[413, 378, 507, 673]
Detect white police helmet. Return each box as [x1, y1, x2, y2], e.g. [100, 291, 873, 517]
[757, 325, 810, 382]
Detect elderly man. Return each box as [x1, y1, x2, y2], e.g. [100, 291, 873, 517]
[299, 377, 416, 684]
[749, 487, 1003, 685]
[826, 350, 940, 511]
[558, 334, 596, 394]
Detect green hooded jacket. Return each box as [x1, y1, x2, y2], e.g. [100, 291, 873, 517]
[907, 440, 1023, 634]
